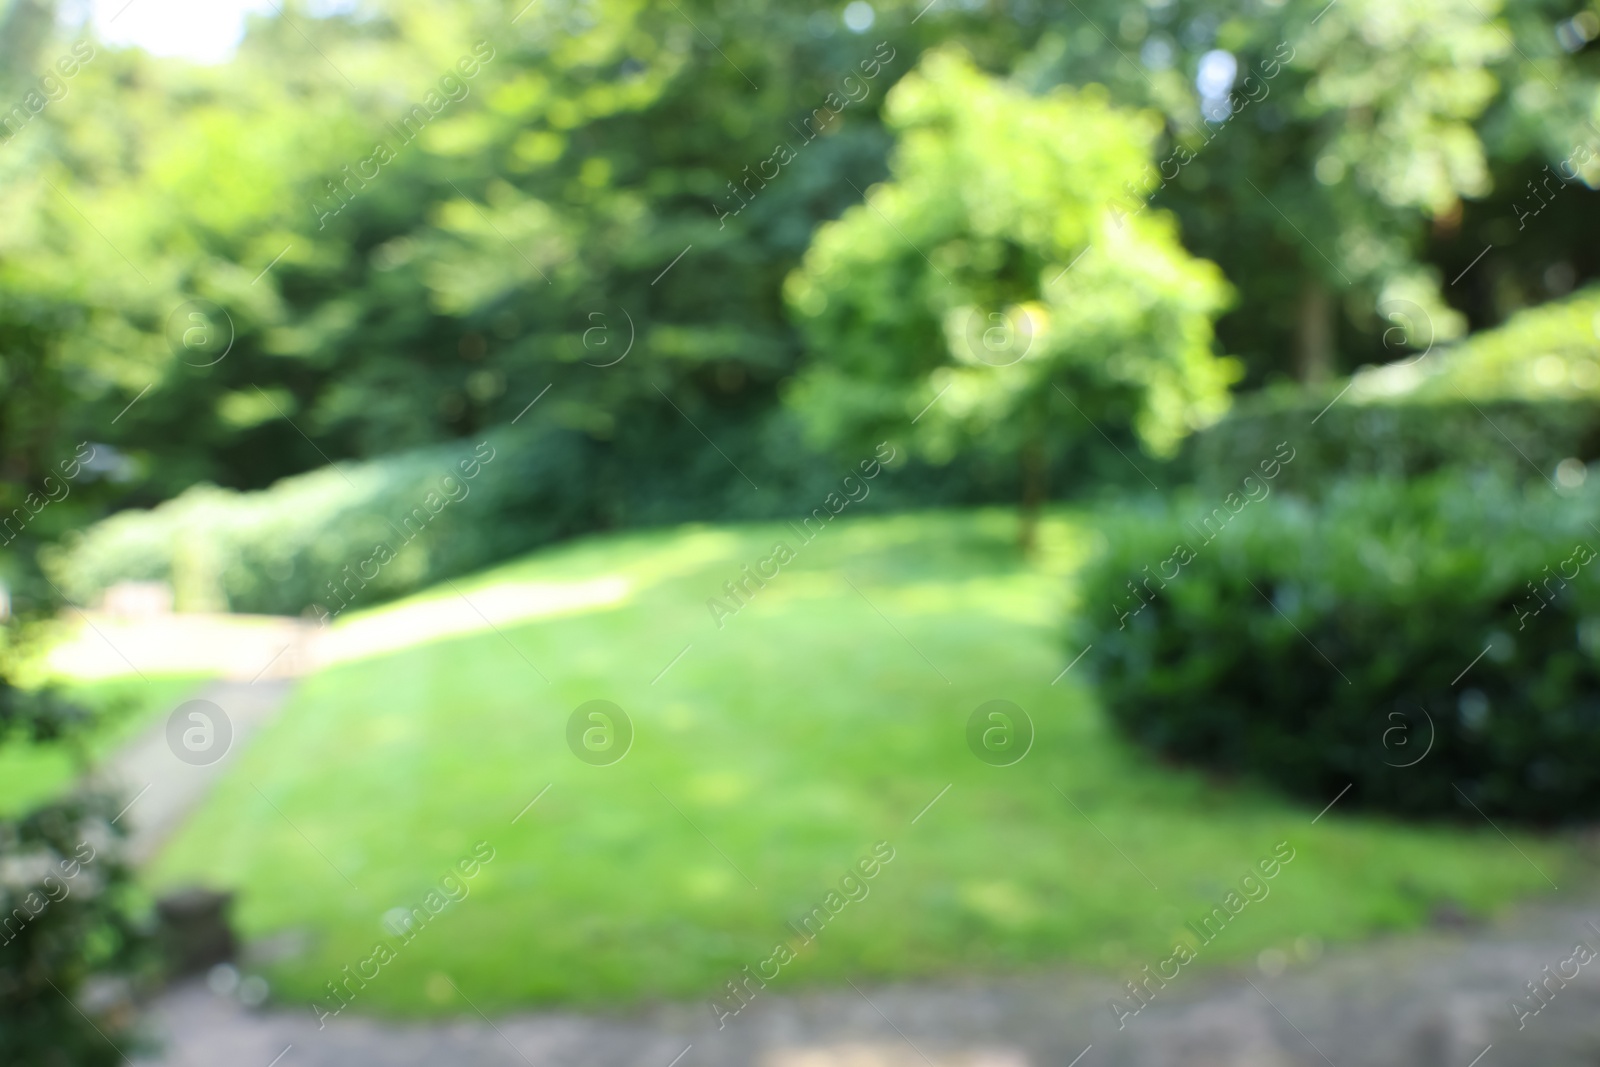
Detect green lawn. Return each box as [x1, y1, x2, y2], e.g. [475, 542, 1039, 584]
[150, 509, 1573, 1014]
[0, 674, 205, 815]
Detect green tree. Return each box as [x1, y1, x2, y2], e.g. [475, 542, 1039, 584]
[4, 0, 917, 513]
[785, 47, 1235, 547]
[7, 0, 1599, 529]
[988, 0, 1600, 383]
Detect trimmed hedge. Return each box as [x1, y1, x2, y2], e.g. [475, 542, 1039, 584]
[1192, 286, 1600, 491]
[1076, 473, 1600, 821]
[1192, 393, 1600, 492]
[42, 424, 596, 618]
[43, 406, 1107, 618]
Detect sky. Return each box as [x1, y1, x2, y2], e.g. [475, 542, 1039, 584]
[78, 0, 355, 64]
[71, 0, 875, 64]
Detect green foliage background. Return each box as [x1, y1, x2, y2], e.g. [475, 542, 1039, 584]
[2, 0, 1597, 564]
[1, 0, 1600, 1045]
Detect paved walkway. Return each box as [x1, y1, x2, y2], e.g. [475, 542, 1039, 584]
[133, 896, 1600, 1067]
[47, 576, 628, 682]
[97, 678, 299, 864]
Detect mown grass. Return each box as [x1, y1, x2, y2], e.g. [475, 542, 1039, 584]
[149, 508, 1573, 1014]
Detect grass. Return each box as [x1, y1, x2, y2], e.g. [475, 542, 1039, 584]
[0, 674, 205, 815]
[148, 508, 1574, 1015]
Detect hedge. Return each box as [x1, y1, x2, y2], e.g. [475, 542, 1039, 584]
[41, 423, 596, 618]
[1076, 472, 1600, 822]
[1191, 393, 1600, 492]
[1192, 286, 1600, 491]
[41, 405, 1101, 618]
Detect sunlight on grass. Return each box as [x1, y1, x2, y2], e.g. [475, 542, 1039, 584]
[148, 509, 1570, 1014]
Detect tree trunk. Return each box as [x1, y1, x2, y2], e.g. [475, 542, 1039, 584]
[1295, 279, 1334, 383]
[1018, 437, 1047, 555]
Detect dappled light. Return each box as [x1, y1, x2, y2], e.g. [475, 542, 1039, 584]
[3, 0, 1600, 1064]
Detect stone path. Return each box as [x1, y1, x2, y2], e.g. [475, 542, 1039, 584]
[132, 895, 1600, 1067]
[49, 577, 627, 683]
[49, 611, 318, 682]
[98, 678, 299, 864]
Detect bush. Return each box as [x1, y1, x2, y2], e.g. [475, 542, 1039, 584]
[43, 409, 1068, 618]
[1191, 392, 1600, 492]
[1, 678, 149, 1066]
[42, 425, 587, 618]
[1076, 473, 1600, 821]
[1192, 286, 1600, 491]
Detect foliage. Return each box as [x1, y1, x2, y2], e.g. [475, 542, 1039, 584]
[149, 509, 1561, 1011]
[43, 429, 559, 618]
[1, 0, 1597, 544]
[1366, 283, 1600, 402]
[1192, 285, 1600, 490]
[0, 93, 152, 1055]
[1192, 393, 1597, 492]
[1, 0, 916, 509]
[785, 46, 1235, 513]
[1005, 0, 1600, 383]
[0, 676, 148, 1066]
[41, 413, 1043, 616]
[1078, 473, 1600, 821]
[1, 0, 1598, 1038]
[0, 676, 205, 817]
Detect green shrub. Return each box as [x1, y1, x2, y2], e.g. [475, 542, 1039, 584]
[1, 677, 149, 1067]
[1397, 285, 1600, 403]
[42, 411, 1058, 618]
[41, 423, 597, 619]
[1191, 393, 1600, 492]
[1076, 473, 1600, 821]
[1192, 286, 1600, 491]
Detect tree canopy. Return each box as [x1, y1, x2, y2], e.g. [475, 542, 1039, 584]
[784, 46, 1236, 527]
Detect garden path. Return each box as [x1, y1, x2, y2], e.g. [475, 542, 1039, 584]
[132, 892, 1600, 1067]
